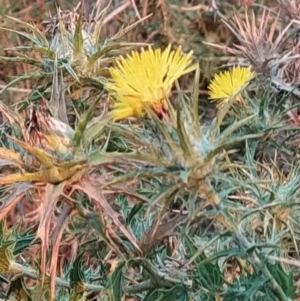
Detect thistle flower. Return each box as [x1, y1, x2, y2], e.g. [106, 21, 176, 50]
[106, 44, 197, 121]
[208, 66, 255, 105]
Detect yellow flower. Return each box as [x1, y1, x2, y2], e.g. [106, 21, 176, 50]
[208, 66, 255, 105]
[106, 44, 197, 121]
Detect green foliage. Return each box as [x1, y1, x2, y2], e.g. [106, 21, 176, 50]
[1, 1, 300, 301]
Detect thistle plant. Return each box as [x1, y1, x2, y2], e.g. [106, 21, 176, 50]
[0, 3, 146, 122]
[204, 8, 300, 93]
[1, 2, 300, 301]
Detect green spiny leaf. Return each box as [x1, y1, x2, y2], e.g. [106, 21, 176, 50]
[175, 87, 195, 158]
[73, 96, 102, 149]
[70, 253, 86, 288]
[73, 13, 85, 61]
[0, 56, 44, 68]
[110, 261, 125, 301]
[6, 15, 49, 46]
[0, 27, 44, 46]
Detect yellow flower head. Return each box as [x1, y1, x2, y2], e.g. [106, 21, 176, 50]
[208, 66, 255, 105]
[106, 44, 197, 121]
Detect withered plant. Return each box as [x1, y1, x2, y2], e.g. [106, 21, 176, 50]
[0, 2, 300, 301]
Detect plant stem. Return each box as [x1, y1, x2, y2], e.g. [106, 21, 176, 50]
[11, 259, 192, 295]
[11, 261, 104, 292]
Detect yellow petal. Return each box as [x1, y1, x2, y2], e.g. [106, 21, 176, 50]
[106, 44, 196, 121]
[208, 66, 255, 105]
